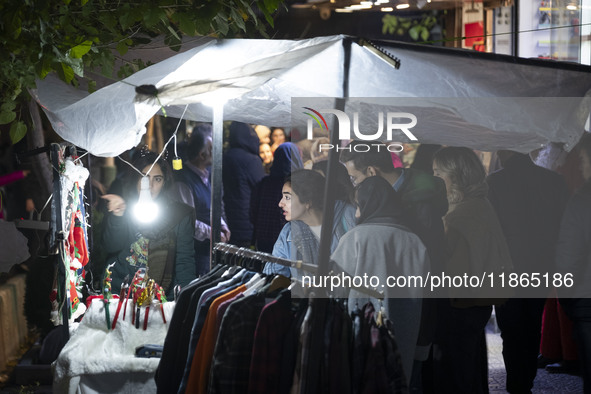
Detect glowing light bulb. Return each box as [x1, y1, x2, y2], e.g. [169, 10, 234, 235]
[133, 176, 159, 223]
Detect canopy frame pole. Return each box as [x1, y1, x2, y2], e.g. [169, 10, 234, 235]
[209, 103, 224, 271]
[316, 37, 352, 279]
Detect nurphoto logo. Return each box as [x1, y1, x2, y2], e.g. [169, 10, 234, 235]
[303, 107, 418, 152]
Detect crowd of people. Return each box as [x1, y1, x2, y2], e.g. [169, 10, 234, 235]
[53, 121, 591, 392]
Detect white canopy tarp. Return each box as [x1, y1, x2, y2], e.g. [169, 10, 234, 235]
[34, 35, 591, 156]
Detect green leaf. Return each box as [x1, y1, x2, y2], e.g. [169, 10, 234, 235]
[166, 25, 181, 41]
[177, 13, 196, 36]
[144, 7, 165, 28]
[215, 15, 229, 36]
[195, 16, 212, 35]
[61, 63, 75, 83]
[230, 8, 246, 32]
[99, 12, 117, 31]
[0, 110, 16, 125]
[87, 79, 97, 93]
[9, 121, 27, 144]
[35, 55, 53, 79]
[409, 26, 419, 41]
[116, 41, 128, 55]
[81, 0, 89, 6]
[420, 27, 430, 41]
[69, 40, 92, 58]
[1, 101, 16, 112]
[119, 9, 134, 30]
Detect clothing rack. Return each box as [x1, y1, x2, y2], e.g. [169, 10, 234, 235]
[213, 242, 384, 300]
[213, 242, 317, 273]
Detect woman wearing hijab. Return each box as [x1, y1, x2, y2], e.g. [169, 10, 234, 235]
[330, 176, 429, 386]
[250, 142, 303, 253]
[431, 147, 512, 393]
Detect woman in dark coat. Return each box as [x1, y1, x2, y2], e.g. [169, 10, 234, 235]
[101, 152, 196, 300]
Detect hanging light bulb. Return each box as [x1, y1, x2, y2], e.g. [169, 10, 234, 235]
[133, 176, 159, 223]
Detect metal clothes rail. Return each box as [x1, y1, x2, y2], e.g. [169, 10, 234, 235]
[213, 242, 384, 300]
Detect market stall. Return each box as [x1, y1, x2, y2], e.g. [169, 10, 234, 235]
[33, 35, 591, 392]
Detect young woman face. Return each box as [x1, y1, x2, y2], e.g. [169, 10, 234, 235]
[278, 183, 307, 222]
[432, 161, 452, 199]
[259, 143, 273, 164]
[271, 128, 286, 145]
[139, 164, 165, 199]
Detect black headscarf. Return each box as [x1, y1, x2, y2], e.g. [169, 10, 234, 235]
[356, 176, 405, 225]
[270, 142, 303, 178]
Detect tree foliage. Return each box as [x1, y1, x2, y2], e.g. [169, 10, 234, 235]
[382, 13, 438, 43]
[0, 0, 283, 144]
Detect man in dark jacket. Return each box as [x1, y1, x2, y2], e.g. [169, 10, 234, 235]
[222, 122, 265, 247]
[172, 124, 230, 275]
[556, 133, 591, 393]
[488, 150, 569, 393]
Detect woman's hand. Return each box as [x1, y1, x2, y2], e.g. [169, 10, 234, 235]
[102, 194, 127, 216]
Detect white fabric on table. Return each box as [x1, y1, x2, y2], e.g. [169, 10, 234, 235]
[53, 298, 175, 394]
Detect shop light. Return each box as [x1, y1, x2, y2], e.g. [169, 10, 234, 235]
[396, 2, 410, 8]
[382, 6, 394, 10]
[566, 4, 578, 9]
[133, 176, 159, 223]
[336, 7, 354, 11]
[360, 1, 373, 4]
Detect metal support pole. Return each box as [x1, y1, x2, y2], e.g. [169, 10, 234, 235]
[209, 103, 224, 270]
[317, 38, 352, 278]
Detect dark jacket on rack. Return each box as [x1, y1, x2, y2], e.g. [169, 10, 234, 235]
[155, 266, 227, 393]
[223, 122, 265, 245]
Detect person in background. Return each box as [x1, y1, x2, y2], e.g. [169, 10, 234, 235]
[0, 169, 31, 219]
[250, 142, 303, 253]
[171, 124, 230, 275]
[340, 140, 447, 392]
[432, 146, 513, 393]
[222, 122, 265, 248]
[263, 169, 353, 278]
[330, 176, 428, 387]
[259, 143, 273, 174]
[340, 141, 447, 275]
[312, 159, 355, 204]
[101, 152, 195, 299]
[254, 125, 271, 146]
[270, 128, 287, 153]
[556, 132, 591, 393]
[410, 144, 442, 175]
[487, 150, 569, 394]
[263, 169, 325, 278]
